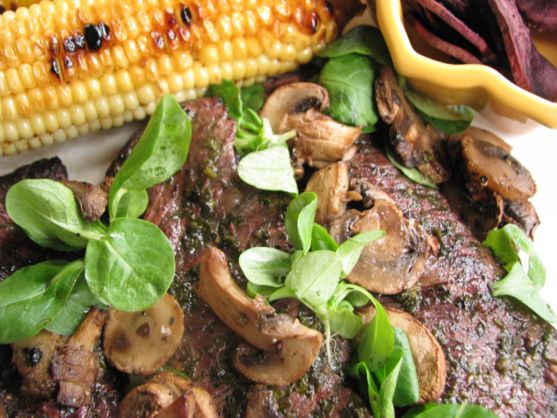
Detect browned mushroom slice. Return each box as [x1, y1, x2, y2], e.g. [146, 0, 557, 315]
[12, 331, 65, 398]
[287, 109, 361, 168]
[503, 200, 540, 239]
[375, 67, 449, 184]
[103, 293, 184, 375]
[198, 247, 323, 385]
[360, 307, 446, 403]
[52, 308, 107, 407]
[460, 134, 536, 201]
[119, 370, 217, 418]
[260, 82, 329, 132]
[61, 180, 108, 221]
[330, 202, 430, 295]
[305, 162, 349, 224]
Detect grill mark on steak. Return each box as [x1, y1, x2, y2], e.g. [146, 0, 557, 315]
[110, 98, 369, 417]
[349, 139, 557, 417]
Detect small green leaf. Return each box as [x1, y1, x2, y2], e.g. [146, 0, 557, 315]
[0, 259, 84, 343]
[351, 361, 381, 417]
[246, 282, 279, 299]
[206, 79, 243, 120]
[111, 188, 149, 219]
[311, 223, 339, 252]
[85, 218, 175, 312]
[329, 300, 363, 338]
[386, 146, 438, 189]
[319, 54, 378, 132]
[109, 95, 192, 220]
[402, 403, 499, 418]
[318, 25, 391, 67]
[491, 262, 557, 328]
[238, 146, 298, 194]
[405, 89, 474, 134]
[284, 250, 343, 308]
[337, 230, 385, 277]
[285, 192, 318, 253]
[6, 179, 107, 251]
[46, 275, 97, 336]
[239, 247, 291, 287]
[378, 349, 403, 418]
[0, 260, 67, 307]
[240, 84, 265, 112]
[359, 301, 395, 371]
[375, 329, 420, 407]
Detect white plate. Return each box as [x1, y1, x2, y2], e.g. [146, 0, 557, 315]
[1, 107, 555, 312]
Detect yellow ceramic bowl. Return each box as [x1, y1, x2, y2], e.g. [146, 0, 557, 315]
[375, 0, 557, 128]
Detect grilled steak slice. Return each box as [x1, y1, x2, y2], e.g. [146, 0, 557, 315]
[0, 158, 67, 281]
[349, 139, 557, 417]
[108, 97, 369, 417]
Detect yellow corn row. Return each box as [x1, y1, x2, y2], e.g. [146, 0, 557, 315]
[0, 0, 41, 13]
[0, 0, 362, 155]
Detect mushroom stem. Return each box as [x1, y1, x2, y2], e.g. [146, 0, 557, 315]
[52, 308, 107, 407]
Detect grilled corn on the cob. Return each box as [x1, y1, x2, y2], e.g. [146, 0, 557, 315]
[0, 0, 40, 13]
[0, 0, 362, 155]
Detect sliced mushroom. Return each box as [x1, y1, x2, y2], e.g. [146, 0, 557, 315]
[288, 109, 361, 168]
[460, 134, 536, 201]
[305, 162, 349, 224]
[12, 331, 65, 398]
[375, 68, 449, 184]
[62, 180, 108, 221]
[52, 308, 107, 407]
[119, 372, 216, 418]
[198, 247, 323, 385]
[103, 293, 184, 375]
[503, 200, 540, 239]
[330, 196, 430, 295]
[260, 82, 329, 133]
[360, 307, 446, 403]
[260, 82, 361, 168]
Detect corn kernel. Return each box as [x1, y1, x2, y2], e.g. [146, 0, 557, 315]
[4, 122, 18, 142]
[2, 97, 17, 120]
[193, 64, 210, 88]
[53, 129, 67, 142]
[30, 114, 46, 135]
[6, 68, 24, 94]
[44, 112, 59, 132]
[137, 84, 155, 105]
[200, 44, 220, 66]
[83, 101, 98, 121]
[95, 96, 110, 118]
[70, 105, 86, 125]
[57, 85, 73, 107]
[101, 74, 117, 95]
[67, 126, 79, 139]
[17, 119, 33, 139]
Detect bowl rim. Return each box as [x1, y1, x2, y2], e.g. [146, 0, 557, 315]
[375, 0, 557, 129]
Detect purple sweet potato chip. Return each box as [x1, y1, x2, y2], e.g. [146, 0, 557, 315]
[414, 0, 497, 62]
[517, 0, 557, 33]
[489, 0, 557, 101]
[406, 13, 483, 64]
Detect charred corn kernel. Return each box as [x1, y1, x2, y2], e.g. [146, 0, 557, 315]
[0, 0, 359, 155]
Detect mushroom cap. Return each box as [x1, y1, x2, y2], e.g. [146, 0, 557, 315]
[305, 161, 349, 224]
[198, 247, 323, 386]
[103, 293, 184, 375]
[156, 387, 219, 418]
[330, 203, 429, 295]
[288, 109, 361, 167]
[386, 308, 446, 403]
[260, 82, 329, 133]
[359, 307, 446, 403]
[461, 135, 536, 201]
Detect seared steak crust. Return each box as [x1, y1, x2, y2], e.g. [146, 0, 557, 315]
[349, 139, 557, 417]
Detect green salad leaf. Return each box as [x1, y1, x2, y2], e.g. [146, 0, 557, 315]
[319, 25, 391, 67]
[319, 53, 378, 133]
[240, 83, 265, 112]
[484, 225, 556, 328]
[405, 89, 474, 134]
[85, 217, 175, 312]
[237, 146, 298, 194]
[6, 179, 106, 251]
[285, 192, 318, 253]
[46, 275, 97, 336]
[385, 146, 438, 189]
[329, 300, 363, 339]
[109, 95, 192, 220]
[337, 230, 385, 277]
[311, 223, 339, 252]
[0, 259, 84, 343]
[402, 403, 499, 418]
[239, 247, 291, 288]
